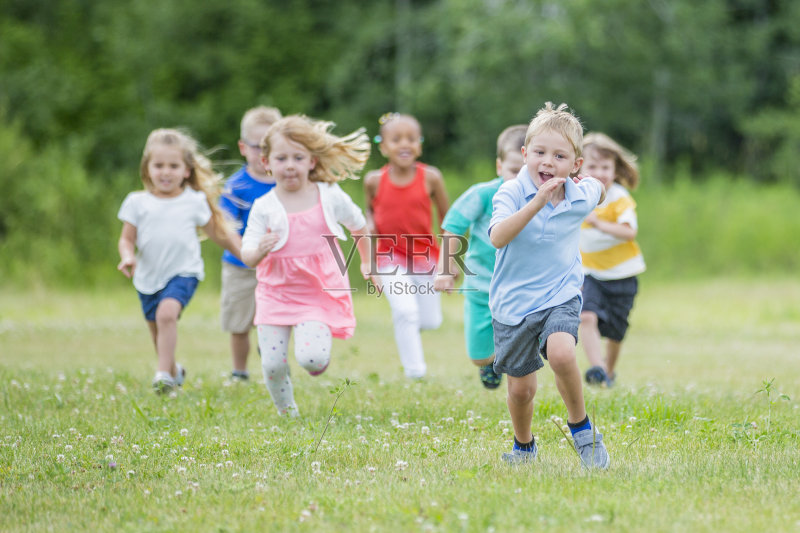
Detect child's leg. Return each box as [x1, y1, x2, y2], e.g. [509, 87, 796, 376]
[546, 331, 587, 424]
[579, 311, 605, 369]
[414, 272, 442, 331]
[605, 340, 622, 376]
[379, 268, 427, 378]
[153, 298, 182, 375]
[230, 331, 251, 374]
[506, 373, 538, 443]
[293, 321, 332, 375]
[257, 325, 299, 417]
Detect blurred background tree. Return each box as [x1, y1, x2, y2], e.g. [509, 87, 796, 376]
[1, 0, 798, 286]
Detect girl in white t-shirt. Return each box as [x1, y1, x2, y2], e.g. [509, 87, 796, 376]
[117, 129, 241, 393]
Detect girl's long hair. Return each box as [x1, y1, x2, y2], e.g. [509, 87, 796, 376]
[140, 128, 234, 233]
[261, 115, 370, 183]
[583, 132, 640, 190]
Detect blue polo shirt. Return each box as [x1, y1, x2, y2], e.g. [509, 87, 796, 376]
[488, 167, 603, 325]
[220, 165, 276, 268]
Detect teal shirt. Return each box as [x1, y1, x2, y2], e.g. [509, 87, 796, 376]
[441, 177, 503, 296]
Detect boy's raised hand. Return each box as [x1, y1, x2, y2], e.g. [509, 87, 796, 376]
[533, 177, 566, 207]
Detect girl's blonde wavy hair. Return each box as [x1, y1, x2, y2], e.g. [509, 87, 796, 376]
[139, 128, 233, 233]
[583, 132, 640, 190]
[260, 115, 371, 183]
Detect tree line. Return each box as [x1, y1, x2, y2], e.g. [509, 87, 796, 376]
[1, 0, 798, 285]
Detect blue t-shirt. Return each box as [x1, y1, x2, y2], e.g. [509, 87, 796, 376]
[220, 165, 276, 268]
[488, 167, 603, 325]
[441, 177, 502, 296]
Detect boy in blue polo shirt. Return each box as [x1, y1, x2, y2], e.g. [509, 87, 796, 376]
[488, 102, 609, 469]
[219, 106, 282, 380]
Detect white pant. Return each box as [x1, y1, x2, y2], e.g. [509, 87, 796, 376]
[376, 266, 442, 378]
[257, 321, 332, 416]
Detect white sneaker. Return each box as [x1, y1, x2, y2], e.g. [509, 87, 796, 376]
[152, 371, 175, 394]
[174, 363, 186, 387]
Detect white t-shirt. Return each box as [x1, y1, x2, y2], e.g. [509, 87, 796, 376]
[118, 188, 212, 294]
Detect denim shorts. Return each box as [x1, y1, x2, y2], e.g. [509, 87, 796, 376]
[581, 275, 638, 342]
[138, 276, 199, 321]
[492, 295, 581, 377]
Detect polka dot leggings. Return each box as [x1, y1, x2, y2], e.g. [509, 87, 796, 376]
[257, 321, 332, 417]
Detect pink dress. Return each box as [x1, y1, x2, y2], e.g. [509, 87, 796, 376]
[254, 200, 355, 339]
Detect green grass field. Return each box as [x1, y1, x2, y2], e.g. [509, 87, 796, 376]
[2, 278, 799, 532]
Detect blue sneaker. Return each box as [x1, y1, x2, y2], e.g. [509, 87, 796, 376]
[584, 366, 608, 386]
[502, 442, 537, 465]
[572, 428, 610, 469]
[479, 364, 502, 389]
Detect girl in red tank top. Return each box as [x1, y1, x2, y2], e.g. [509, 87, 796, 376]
[364, 113, 450, 378]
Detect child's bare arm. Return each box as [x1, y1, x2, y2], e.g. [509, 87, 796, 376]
[363, 171, 381, 234]
[490, 178, 565, 248]
[241, 229, 280, 268]
[117, 222, 137, 278]
[350, 225, 374, 281]
[434, 230, 460, 293]
[584, 214, 637, 240]
[203, 217, 243, 261]
[426, 167, 450, 223]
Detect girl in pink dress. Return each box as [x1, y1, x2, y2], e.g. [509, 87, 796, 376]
[241, 115, 372, 417]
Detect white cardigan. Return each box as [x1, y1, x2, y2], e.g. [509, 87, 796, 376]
[241, 182, 366, 253]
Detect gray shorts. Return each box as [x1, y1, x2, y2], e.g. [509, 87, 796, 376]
[220, 262, 257, 333]
[492, 295, 582, 378]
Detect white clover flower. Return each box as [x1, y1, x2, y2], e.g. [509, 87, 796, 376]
[629, 416, 637, 423]
[311, 461, 321, 474]
[180, 428, 189, 437]
[299, 510, 312, 522]
[359, 436, 368, 444]
[64, 445, 73, 451]
[56, 454, 65, 462]
[421, 426, 430, 435]
[395, 460, 408, 471]
[225, 460, 233, 468]
[366, 466, 376, 474]
[174, 490, 182, 497]
[132, 445, 141, 453]
[221, 449, 229, 457]
[105, 454, 114, 461]
[127, 470, 135, 477]
[176, 466, 186, 474]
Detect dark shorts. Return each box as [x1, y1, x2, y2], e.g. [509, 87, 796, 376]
[137, 276, 199, 321]
[581, 275, 638, 342]
[492, 295, 582, 378]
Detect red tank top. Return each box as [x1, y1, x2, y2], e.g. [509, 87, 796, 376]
[372, 163, 438, 270]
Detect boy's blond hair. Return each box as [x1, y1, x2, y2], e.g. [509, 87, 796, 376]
[240, 106, 282, 142]
[583, 132, 640, 190]
[496, 124, 527, 160]
[261, 115, 371, 184]
[525, 102, 584, 158]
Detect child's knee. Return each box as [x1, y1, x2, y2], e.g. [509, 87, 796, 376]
[261, 356, 289, 378]
[419, 313, 442, 330]
[155, 300, 181, 324]
[580, 311, 597, 327]
[507, 380, 536, 404]
[546, 334, 577, 371]
[296, 350, 330, 373]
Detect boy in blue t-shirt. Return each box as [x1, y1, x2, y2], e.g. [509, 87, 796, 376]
[219, 106, 282, 380]
[434, 124, 526, 389]
[488, 102, 609, 469]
